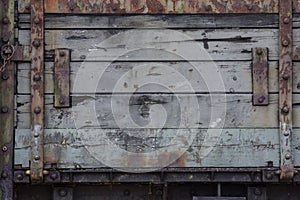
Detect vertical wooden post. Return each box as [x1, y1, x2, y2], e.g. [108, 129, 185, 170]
[279, 0, 294, 180]
[30, 0, 45, 183]
[0, 0, 15, 199]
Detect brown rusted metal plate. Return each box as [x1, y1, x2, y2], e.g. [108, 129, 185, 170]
[54, 49, 70, 108]
[11, 46, 31, 62]
[18, 0, 279, 14]
[252, 48, 269, 106]
[279, 0, 294, 180]
[30, 0, 45, 183]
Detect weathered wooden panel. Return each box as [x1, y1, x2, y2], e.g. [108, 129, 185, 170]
[17, 61, 282, 94]
[18, 0, 279, 14]
[19, 29, 279, 61]
[15, 94, 291, 129]
[14, 129, 286, 169]
[18, 14, 279, 29]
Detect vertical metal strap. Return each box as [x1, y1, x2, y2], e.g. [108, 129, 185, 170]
[279, 0, 294, 180]
[0, 0, 15, 199]
[30, 0, 45, 183]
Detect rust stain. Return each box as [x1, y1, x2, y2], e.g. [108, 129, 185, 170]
[146, 0, 165, 13]
[45, 0, 58, 13]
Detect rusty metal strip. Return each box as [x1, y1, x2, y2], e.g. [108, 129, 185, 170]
[30, 0, 45, 183]
[0, 0, 15, 199]
[11, 46, 31, 62]
[54, 49, 70, 108]
[252, 48, 269, 106]
[279, 0, 294, 180]
[18, 0, 279, 14]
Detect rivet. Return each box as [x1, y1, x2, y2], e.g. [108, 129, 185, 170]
[155, 190, 163, 196]
[50, 172, 57, 180]
[256, 48, 262, 55]
[254, 188, 262, 196]
[282, 106, 290, 114]
[59, 189, 67, 197]
[282, 39, 289, 47]
[34, 155, 40, 160]
[2, 145, 8, 152]
[204, 5, 212, 11]
[59, 51, 66, 57]
[32, 39, 40, 48]
[34, 106, 41, 114]
[283, 17, 290, 24]
[258, 96, 265, 103]
[2, 17, 9, 24]
[33, 74, 41, 81]
[2, 36, 9, 43]
[34, 132, 39, 137]
[1, 171, 8, 179]
[2, 73, 9, 80]
[33, 17, 40, 24]
[43, 170, 49, 175]
[25, 170, 31, 175]
[283, 131, 290, 136]
[25, 5, 31, 10]
[17, 173, 24, 180]
[265, 172, 273, 180]
[285, 153, 292, 160]
[59, 97, 66, 105]
[282, 72, 290, 80]
[1, 106, 9, 113]
[247, 4, 253, 10]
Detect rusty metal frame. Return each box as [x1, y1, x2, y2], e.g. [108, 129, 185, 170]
[252, 48, 269, 106]
[279, 0, 294, 180]
[30, 0, 45, 183]
[54, 49, 71, 108]
[0, 0, 15, 199]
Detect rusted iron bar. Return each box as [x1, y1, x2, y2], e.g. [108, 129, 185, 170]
[18, 0, 279, 14]
[54, 49, 70, 108]
[279, 0, 294, 180]
[30, 0, 45, 183]
[0, 0, 15, 199]
[252, 48, 269, 106]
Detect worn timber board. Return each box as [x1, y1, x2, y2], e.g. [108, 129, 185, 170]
[14, 128, 292, 169]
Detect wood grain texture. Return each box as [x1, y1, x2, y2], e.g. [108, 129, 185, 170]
[16, 94, 300, 129]
[19, 28, 279, 61]
[15, 128, 290, 169]
[17, 61, 284, 94]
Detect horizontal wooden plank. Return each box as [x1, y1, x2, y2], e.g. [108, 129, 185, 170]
[18, 14, 279, 29]
[17, 61, 284, 94]
[16, 94, 300, 129]
[18, 0, 278, 14]
[15, 129, 288, 169]
[19, 28, 280, 61]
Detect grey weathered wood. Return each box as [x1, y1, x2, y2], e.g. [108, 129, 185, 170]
[17, 61, 284, 94]
[18, 14, 279, 29]
[19, 29, 279, 61]
[15, 94, 289, 129]
[15, 128, 291, 169]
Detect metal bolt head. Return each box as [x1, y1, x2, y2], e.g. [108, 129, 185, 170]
[2, 17, 9, 24]
[34, 155, 40, 160]
[256, 48, 262, 55]
[258, 96, 265, 103]
[25, 5, 31, 10]
[285, 153, 292, 160]
[283, 17, 290, 24]
[32, 39, 40, 48]
[50, 172, 57, 180]
[43, 170, 49, 175]
[1, 107, 9, 113]
[2, 36, 9, 43]
[282, 72, 290, 80]
[59, 51, 66, 57]
[2, 73, 9, 80]
[247, 4, 253, 10]
[33, 74, 41, 81]
[33, 17, 40, 24]
[34, 132, 39, 137]
[59, 97, 66, 105]
[204, 5, 212, 11]
[1, 171, 8, 179]
[2, 145, 8, 152]
[282, 39, 289, 47]
[34, 106, 41, 114]
[17, 173, 24, 180]
[254, 188, 262, 196]
[265, 172, 273, 180]
[59, 189, 67, 197]
[282, 106, 290, 114]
